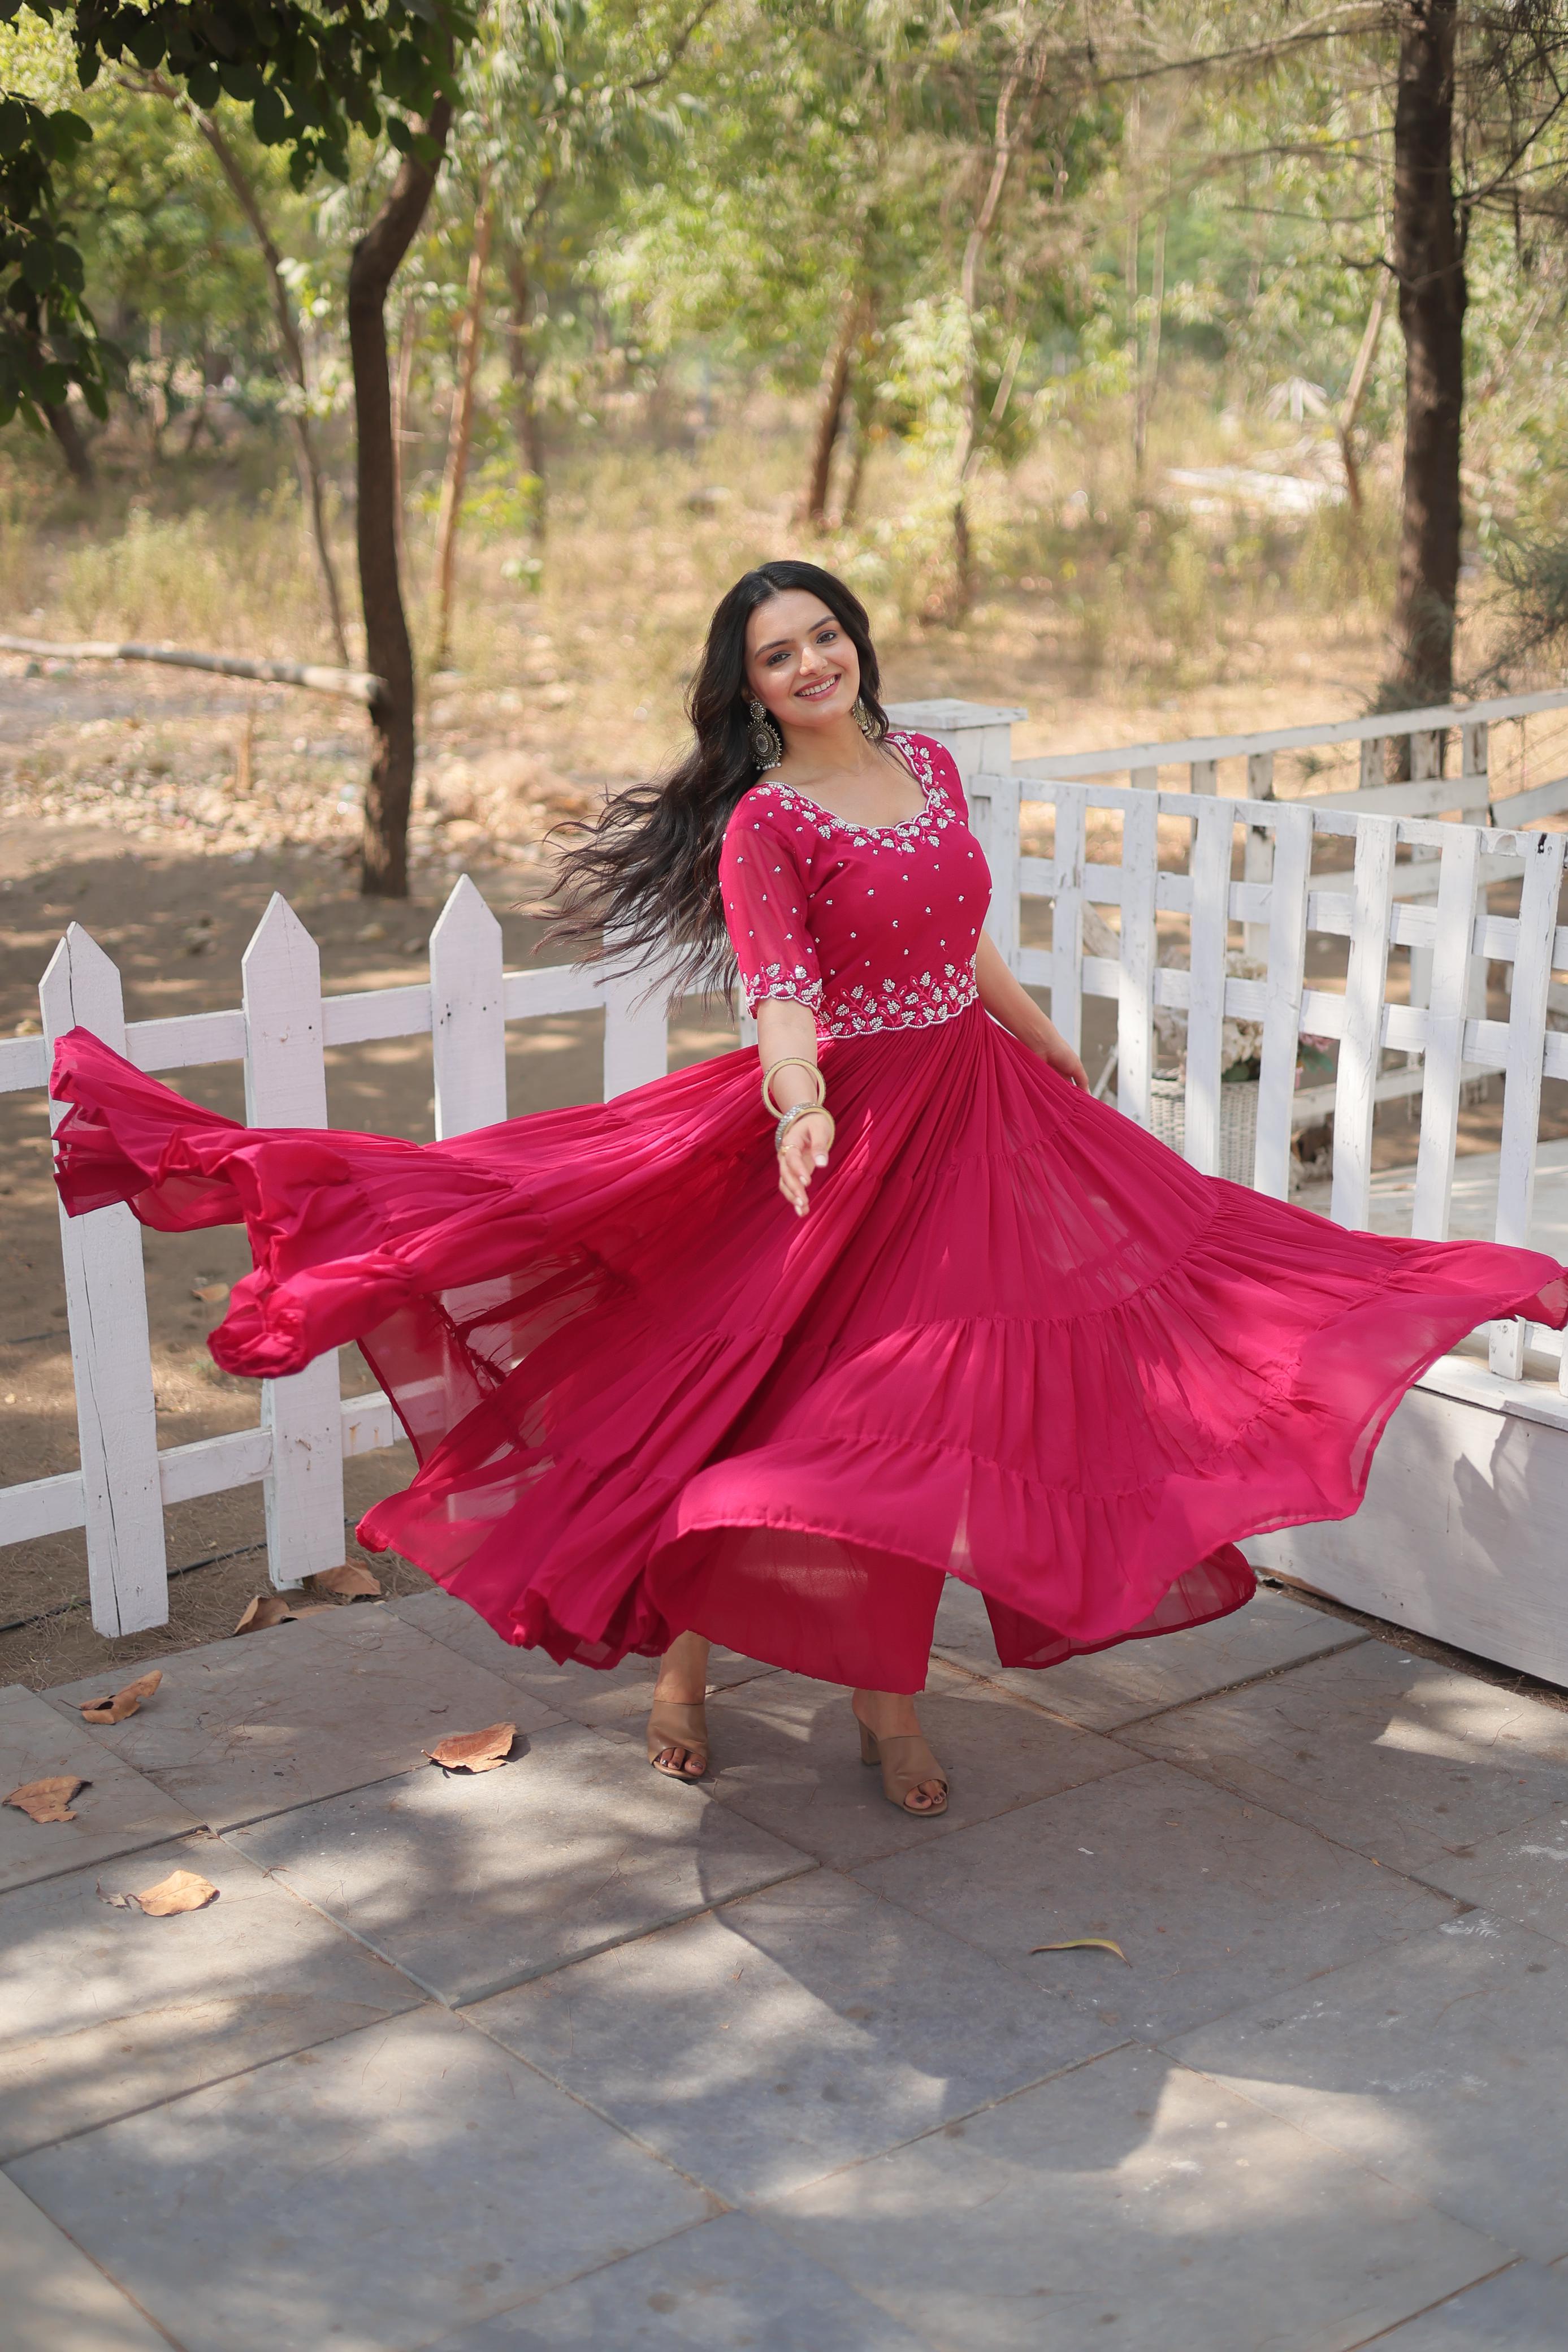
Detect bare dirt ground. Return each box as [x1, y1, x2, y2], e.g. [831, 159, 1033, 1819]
[3, 621, 1565, 1695]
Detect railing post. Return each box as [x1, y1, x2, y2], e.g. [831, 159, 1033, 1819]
[1254, 805, 1312, 1199]
[1489, 829, 1566, 1377]
[1184, 801, 1233, 1175]
[600, 931, 670, 1099]
[39, 927, 168, 1636]
[969, 769, 1021, 969]
[1048, 785, 1086, 1056]
[243, 896, 345, 1590]
[1411, 828, 1482, 1241]
[1330, 815, 1397, 1230]
[431, 875, 507, 1138]
[1116, 788, 1158, 1129]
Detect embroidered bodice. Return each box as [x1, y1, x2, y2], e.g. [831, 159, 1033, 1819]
[718, 732, 990, 1040]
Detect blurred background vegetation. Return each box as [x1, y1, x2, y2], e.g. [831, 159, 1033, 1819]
[2, 0, 1566, 833]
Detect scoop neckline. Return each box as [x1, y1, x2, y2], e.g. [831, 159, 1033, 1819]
[766, 734, 933, 835]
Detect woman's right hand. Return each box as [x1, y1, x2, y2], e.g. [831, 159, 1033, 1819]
[778, 1110, 834, 1216]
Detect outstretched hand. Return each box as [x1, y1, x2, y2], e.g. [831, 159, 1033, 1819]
[778, 1110, 834, 1216]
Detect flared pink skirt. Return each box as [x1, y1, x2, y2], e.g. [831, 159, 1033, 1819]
[50, 1009, 1567, 1692]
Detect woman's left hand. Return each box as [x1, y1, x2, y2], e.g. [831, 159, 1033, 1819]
[778, 1109, 833, 1216]
[1036, 1022, 1089, 1091]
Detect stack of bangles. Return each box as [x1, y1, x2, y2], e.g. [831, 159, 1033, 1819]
[761, 1058, 835, 1155]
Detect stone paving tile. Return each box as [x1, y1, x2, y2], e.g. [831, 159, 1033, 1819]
[854, 1758, 1456, 2042]
[707, 1661, 1136, 1871]
[389, 1587, 778, 1724]
[1126, 1641, 1568, 1877]
[0, 2168, 171, 2351]
[1415, 1806, 1568, 1951]
[933, 1577, 1367, 1731]
[760, 2044, 1506, 2352]
[0, 1829, 421, 2161]
[1169, 1911, 1568, 2264]
[0, 1684, 201, 1895]
[469, 1867, 1123, 2202]
[10, 2006, 715, 2352]
[1370, 2262, 1568, 2348]
[231, 1719, 814, 2005]
[427, 2212, 937, 2350]
[46, 1605, 565, 1832]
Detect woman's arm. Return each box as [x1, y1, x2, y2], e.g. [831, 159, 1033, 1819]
[974, 931, 1089, 1089]
[756, 997, 833, 1216]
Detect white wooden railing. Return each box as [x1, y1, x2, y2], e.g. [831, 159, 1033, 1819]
[5, 690, 1568, 1637]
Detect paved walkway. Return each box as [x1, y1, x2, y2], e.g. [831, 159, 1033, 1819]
[4, 1577, 1568, 2351]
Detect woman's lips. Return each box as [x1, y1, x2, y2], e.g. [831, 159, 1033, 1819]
[795, 675, 841, 702]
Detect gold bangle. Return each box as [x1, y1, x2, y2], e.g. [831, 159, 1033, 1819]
[761, 1056, 826, 1118]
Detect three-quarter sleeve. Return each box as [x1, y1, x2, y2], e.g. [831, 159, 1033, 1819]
[719, 802, 823, 1017]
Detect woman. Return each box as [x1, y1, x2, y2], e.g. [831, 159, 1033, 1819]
[49, 559, 1567, 1821]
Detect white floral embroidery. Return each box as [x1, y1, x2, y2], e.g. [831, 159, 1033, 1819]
[750, 734, 956, 856]
[818, 963, 978, 1038]
[737, 959, 824, 1017]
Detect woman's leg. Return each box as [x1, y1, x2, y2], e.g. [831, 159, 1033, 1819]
[852, 1686, 946, 1811]
[649, 1629, 712, 1776]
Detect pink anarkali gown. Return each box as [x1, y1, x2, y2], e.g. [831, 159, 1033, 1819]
[49, 732, 1568, 1692]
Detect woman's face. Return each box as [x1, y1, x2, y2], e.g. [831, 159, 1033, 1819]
[743, 591, 862, 734]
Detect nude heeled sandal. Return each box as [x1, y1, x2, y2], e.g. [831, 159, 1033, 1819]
[646, 1699, 710, 1781]
[857, 1718, 948, 1816]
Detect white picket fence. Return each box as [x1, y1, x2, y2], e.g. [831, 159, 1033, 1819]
[5, 688, 1568, 1639]
[0, 881, 672, 1637]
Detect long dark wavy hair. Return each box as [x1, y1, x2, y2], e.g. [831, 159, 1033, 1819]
[547, 560, 890, 995]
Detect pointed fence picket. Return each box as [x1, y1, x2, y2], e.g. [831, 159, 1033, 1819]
[6, 688, 1568, 1640]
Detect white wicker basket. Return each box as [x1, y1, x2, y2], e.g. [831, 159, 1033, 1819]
[1149, 1075, 1259, 1185]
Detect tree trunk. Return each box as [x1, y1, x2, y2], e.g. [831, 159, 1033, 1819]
[348, 99, 453, 899]
[172, 87, 351, 667]
[432, 194, 494, 672]
[950, 42, 1050, 616]
[506, 248, 547, 524]
[1133, 207, 1166, 481]
[391, 299, 421, 580]
[1337, 278, 1388, 516]
[44, 400, 94, 487]
[803, 286, 860, 526]
[1385, 0, 1466, 710]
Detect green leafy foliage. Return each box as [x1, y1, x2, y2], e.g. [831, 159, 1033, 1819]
[0, 0, 474, 427]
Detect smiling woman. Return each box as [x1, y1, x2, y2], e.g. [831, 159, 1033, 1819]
[47, 560, 1568, 1831]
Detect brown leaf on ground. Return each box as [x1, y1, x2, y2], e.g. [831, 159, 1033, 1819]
[99, 1867, 220, 1916]
[80, 1668, 163, 1726]
[191, 1281, 229, 1303]
[1030, 1936, 1130, 1965]
[308, 1561, 382, 1600]
[135, 1868, 219, 1917]
[235, 1594, 296, 1634]
[425, 1722, 517, 1773]
[5, 1776, 89, 1823]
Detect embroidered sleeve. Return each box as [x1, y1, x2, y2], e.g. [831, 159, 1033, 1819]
[719, 800, 824, 1016]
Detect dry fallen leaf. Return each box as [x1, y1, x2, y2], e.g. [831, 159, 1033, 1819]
[308, 1561, 382, 1601]
[98, 1867, 219, 1917]
[235, 1594, 296, 1634]
[1030, 1936, 1130, 1965]
[191, 1281, 229, 1304]
[425, 1722, 517, 1774]
[136, 1868, 219, 1917]
[6, 1775, 89, 1824]
[80, 1668, 163, 1726]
